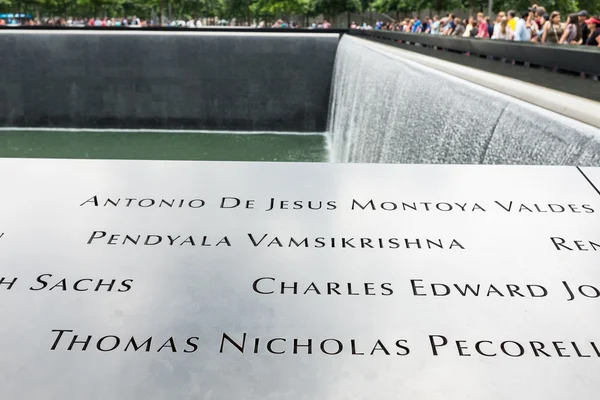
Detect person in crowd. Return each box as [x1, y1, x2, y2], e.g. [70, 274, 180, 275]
[430, 15, 441, 35]
[535, 11, 548, 41]
[492, 16, 512, 39]
[445, 13, 455, 34]
[584, 16, 600, 46]
[528, 5, 543, 40]
[529, 6, 540, 42]
[534, 6, 546, 27]
[578, 10, 590, 43]
[412, 16, 422, 33]
[0, 18, 5, 26]
[493, 11, 505, 34]
[463, 16, 474, 37]
[350, 21, 357, 29]
[542, 11, 563, 43]
[439, 17, 449, 34]
[440, 19, 449, 34]
[477, 12, 489, 38]
[526, 8, 539, 40]
[560, 14, 582, 44]
[514, 10, 531, 41]
[196, 18, 203, 27]
[322, 19, 331, 29]
[186, 18, 194, 28]
[469, 19, 479, 37]
[440, 17, 450, 34]
[422, 17, 430, 33]
[507, 10, 517, 33]
[484, 16, 493, 37]
[452, 17, 465, 36]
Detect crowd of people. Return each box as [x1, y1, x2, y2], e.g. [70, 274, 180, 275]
[1, 7, 599, 47]
[0, 16, 329, 28]
[265, 19, 332, 28]
[0, 16, 213, 27]
[353, 7, 600, 46]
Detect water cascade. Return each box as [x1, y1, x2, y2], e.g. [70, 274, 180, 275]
[328, 35, 600, 166]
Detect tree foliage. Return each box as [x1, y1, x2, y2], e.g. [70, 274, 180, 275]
[0, 0, 594, 22]
[313, 0, 361, 17]
[250, 0, 313, 20]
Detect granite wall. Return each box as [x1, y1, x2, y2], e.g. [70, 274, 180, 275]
[0, 31, 340, 131]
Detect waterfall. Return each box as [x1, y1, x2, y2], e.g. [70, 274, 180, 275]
[327, 35, 600, 166]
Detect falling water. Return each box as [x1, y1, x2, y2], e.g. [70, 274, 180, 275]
[328, 35, 600, 166]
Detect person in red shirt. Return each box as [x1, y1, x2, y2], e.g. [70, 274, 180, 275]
[477, 12, 490, 38]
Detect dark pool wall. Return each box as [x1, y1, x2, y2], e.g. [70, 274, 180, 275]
[0, 31, 340, 131]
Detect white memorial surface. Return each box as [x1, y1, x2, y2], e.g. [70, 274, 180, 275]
[0, 158, 599, 399]
[582, 167, 600, 196]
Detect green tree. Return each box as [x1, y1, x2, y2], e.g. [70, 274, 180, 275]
[372, 0, 409, 18]
[577, 0, 599, 14]
[373, 0, 459, 17]
[251, 0, 314, 22]
[544, 0, 579, 14]
[223, 0, 253, 21]
[492, 0, 579, 14]
[314, 0, 360, 18]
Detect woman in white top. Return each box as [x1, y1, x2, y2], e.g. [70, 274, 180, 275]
[492, 16, 512, 39]
[463, 16, 475, 37]
[492, 12, 505, 38]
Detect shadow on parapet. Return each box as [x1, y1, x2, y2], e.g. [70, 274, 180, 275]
[365, 38, 600, 103]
